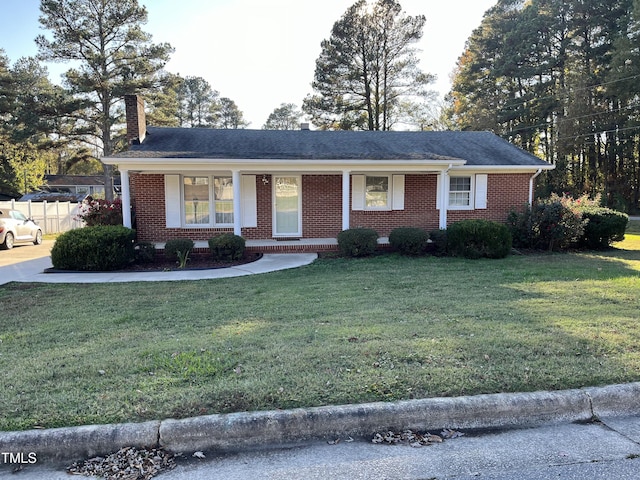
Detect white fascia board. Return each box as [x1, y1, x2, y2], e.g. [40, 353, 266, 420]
[101, 157, 467, 173]
[450, 164, 555, 174]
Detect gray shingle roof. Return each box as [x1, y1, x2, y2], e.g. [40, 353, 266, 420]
[113, 127, 550, 167]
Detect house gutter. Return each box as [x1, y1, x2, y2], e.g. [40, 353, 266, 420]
[529, 169, 543, 205]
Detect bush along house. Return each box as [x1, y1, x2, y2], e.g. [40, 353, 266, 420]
[102, 95, 555, 253]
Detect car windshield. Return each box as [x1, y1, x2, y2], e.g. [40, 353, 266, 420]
[11, 211, 27, 221]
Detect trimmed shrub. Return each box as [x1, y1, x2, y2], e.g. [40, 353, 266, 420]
[163, 238, 195, 260]
[578, 207, 628, 249]
[51, 226, 136, 271]
[337, 228, 378, 257]
[428, 228, 448, 257]
[134, 241, 156, 263]
[447, 219, 512, 259]
[389, 227, 429, 256]
[208, 233, 246, 261]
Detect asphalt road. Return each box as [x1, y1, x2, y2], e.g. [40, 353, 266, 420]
[4, 416, 640, 479]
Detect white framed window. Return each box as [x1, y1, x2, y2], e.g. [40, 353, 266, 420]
[183, 176, 210, 225]
[365, 175, 390, 209]
[182, 175, 233, 227]
[439, 174, 488, 211]
[214, 176, 234, 225]
[449, 176, 472, 208]
[352, 174, 404, 211]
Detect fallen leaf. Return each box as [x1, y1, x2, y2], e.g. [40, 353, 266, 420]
[441, 428, 465, 439]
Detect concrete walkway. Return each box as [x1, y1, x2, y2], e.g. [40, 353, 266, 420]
[0, 251, 317, 285]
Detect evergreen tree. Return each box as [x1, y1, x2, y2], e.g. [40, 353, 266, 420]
[213, 97, 249, 129]
[448, 0, 640, 211]
[303, 0, 433, 130]
[37, 0, 173, 199]
[263, 103, 303, 130]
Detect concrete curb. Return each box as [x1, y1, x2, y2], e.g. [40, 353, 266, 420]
[2, 383, 640, 461]
[0, 421, 160, 461]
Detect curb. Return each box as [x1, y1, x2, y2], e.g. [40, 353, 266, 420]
[2, 383, 640, 461]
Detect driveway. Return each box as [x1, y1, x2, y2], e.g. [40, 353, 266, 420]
[0, 239, 54, 267]
[0, 240, 54, 285]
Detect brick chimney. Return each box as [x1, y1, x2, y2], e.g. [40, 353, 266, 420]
[124, 95, 147, 145]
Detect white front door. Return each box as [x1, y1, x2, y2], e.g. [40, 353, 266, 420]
[273, 176, 301, 237]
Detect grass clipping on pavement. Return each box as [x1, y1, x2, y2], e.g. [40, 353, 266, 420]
[1, 230, 639, 431]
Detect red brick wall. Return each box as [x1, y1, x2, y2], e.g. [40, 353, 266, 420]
[447, 173, 531, 225]
[302, 175, 343, 238]
[130, 172, 532, 242]
[350, 174, 440, 236]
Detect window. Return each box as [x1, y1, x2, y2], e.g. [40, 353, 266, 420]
[214, 176, 234, 225]
[11, 210, 27, 222]
[365, 175, 390, 209]
[449, 176, 471, 207]
[183, 176, 234, 226]
[352, 174, 404, 211]
[184, 176, 210, 225]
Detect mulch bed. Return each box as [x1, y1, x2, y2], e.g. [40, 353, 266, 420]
[124, 252, 262, 272]
[44, 252, 262, 274]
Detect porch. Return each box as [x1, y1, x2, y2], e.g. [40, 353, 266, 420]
[155, 237, 391, 254]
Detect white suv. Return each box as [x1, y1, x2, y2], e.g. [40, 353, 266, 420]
[0, 209, 43, 250]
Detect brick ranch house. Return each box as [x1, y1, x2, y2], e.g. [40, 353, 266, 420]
[102, 95, 554, 253]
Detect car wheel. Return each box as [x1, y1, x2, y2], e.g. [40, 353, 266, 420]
[33, 229, 43, 245]
[1, 232, 14, 250]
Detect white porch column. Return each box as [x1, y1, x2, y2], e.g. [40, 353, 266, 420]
[232, 170, 242, 236]
[342, 170, 351, 231]
[120, 169, 132, 228]
[438, 168, 449, 229]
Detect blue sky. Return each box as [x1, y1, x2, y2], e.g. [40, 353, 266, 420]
[0, 0, 496, 127]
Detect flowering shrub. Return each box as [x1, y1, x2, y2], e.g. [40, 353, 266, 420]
[508, 193, 587, 251]
[76, 198, 123, 226]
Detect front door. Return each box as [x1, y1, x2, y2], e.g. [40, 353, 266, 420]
[273, 176, 301, 237]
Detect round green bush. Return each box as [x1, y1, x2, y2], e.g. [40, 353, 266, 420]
[134, 242, 156, 263]
[337, 228, 379, 257]
[208, 233, 246, 261]
[578, 207, 628, 249]
[163, 238, 195, 260]
[51, 226, 136, 271]
[447, 219, 512, 259]
[389, 227, 429, 255]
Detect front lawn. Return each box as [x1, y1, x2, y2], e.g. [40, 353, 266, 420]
[0, 231, 639, 431]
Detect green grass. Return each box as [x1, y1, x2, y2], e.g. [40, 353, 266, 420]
[626, 219, 640, 235]
[0, 231, 639, 431]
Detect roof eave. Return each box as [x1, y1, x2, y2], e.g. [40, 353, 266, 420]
[452, 164, 555, 173]
[101, 157, 468, 172]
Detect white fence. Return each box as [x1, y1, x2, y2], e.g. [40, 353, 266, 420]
[0, 200, 83, 234]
